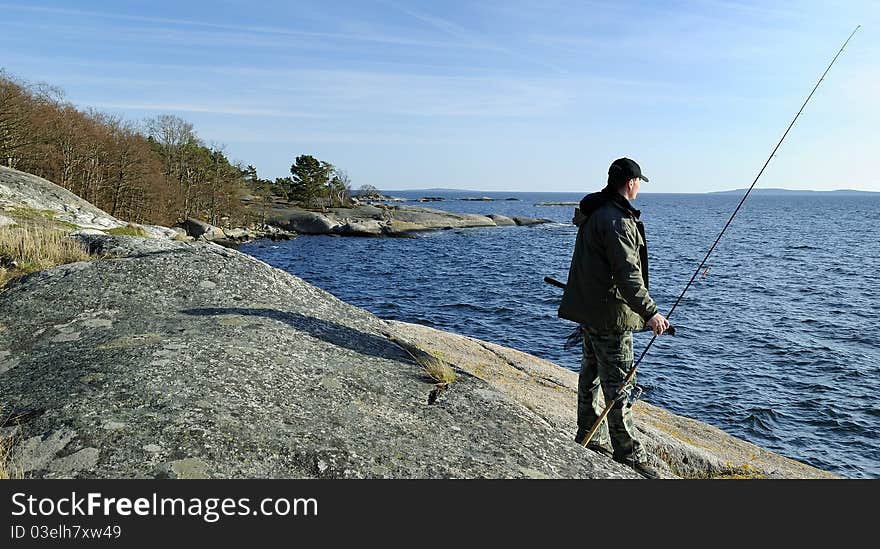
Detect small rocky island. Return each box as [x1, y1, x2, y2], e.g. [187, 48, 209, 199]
[265, 203, 552, 237]
[0, 166, 836, 479]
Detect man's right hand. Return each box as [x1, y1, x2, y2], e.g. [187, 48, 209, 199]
[647, 313, 670, 336]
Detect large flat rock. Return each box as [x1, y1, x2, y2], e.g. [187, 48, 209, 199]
[267, 204, 499, 236]
[388, 206, 497, 230]
[267, 208, 338, 234]
[0, 235, 639, 478]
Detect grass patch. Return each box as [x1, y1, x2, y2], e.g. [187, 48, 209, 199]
[9, 206, 58, 220]
[711, 462, 765, 480]
[0, 432, 19, 480]
[106, 224, 150, 237]
[419, 354, 457, 385]
[0, 405, 23, 480]
[385, 333, 457, 384]
[52, 219, 79, 231]
[0, 225, 94, 288]
[7, 206, 78, 233]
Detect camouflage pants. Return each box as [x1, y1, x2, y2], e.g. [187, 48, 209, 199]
[578, 327, 646, 463]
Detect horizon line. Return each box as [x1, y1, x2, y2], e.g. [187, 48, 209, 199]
[374, 187, 880, 195]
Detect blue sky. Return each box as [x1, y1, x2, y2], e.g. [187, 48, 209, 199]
[1, 1, 877, 192]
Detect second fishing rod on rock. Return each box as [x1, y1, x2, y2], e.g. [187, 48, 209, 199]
[547, 26, 861, 451]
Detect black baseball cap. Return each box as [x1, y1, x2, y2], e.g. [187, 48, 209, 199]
[608, 157, 649, 185]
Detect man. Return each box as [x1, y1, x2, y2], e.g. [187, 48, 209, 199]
[558, 157, 669, 479]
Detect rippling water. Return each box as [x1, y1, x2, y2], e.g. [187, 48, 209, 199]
[241, 190, 880, 478]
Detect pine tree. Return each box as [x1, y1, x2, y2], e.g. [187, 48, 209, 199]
[290, 154, 333, 207]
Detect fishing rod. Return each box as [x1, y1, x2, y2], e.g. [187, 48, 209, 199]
[569, 25, 861, 449]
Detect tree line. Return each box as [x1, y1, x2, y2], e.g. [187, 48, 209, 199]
[0, 69, 358, 228]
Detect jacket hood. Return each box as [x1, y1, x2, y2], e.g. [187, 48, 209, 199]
[573, 186, 640, 226]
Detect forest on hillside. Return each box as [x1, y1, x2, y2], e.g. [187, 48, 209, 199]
[0, 70, 356, 228]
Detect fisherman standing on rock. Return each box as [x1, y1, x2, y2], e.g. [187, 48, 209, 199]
[558, 157, 669, 479]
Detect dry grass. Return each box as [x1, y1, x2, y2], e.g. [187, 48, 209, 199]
[0, 407, 21, 480]
[385, 333, 457, 384]
[0, 432, 19, 480]
[417, 353, 457, 385]
[0, 225, 93, 288]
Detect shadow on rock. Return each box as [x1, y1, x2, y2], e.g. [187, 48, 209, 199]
[180, 307, 409, 363]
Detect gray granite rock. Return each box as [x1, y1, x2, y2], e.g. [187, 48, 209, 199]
[72, 233, 198, 257]
[487, 214, 516, 226]
[48, 447, 100, 474]
[0, 166, 178, 240]
[334, 220, 385, 237]
[224, 227, 254, 240]
[11, 430, 77, 474]
[0, 234, 641, 478]
[328, 205, 386, 219]
[132, 223, 180, 240]
[0, 165, 124, 230]
[177, 218, 227, 240]
[71, 229, 108, 237]
[268, 209, 338, 234]
[389, 206, 497, 230]
[266, 204, 501, 237]
[513, 216, 553, 226]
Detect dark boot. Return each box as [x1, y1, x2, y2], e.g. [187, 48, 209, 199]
[613, 455, 662, 479]
[632, 461, 662, 479]
[622, 459, 662, 479]
[586, 441, 614, 459]
[575, 430, 614, 459]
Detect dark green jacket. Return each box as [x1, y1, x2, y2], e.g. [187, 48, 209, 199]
[558, 188, 659, 331]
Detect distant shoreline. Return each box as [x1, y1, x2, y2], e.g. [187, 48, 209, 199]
[377, 188, 879, 196]
[707, 188, 878, 196]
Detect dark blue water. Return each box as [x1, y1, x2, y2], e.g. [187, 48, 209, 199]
[241, 191, 880, 478]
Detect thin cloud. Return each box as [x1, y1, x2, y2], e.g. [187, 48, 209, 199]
[0, 2, 498, 51]
[381, 0, 568, 73]
[199, 128, 478, 146]
[78, 101, 329, 118]
[690, 0, 806, 21]
[255, 69, 576, 117]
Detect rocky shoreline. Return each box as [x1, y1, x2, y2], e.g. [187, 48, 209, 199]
[0, 166, 553, 247]
[0, 166, 837, 478]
